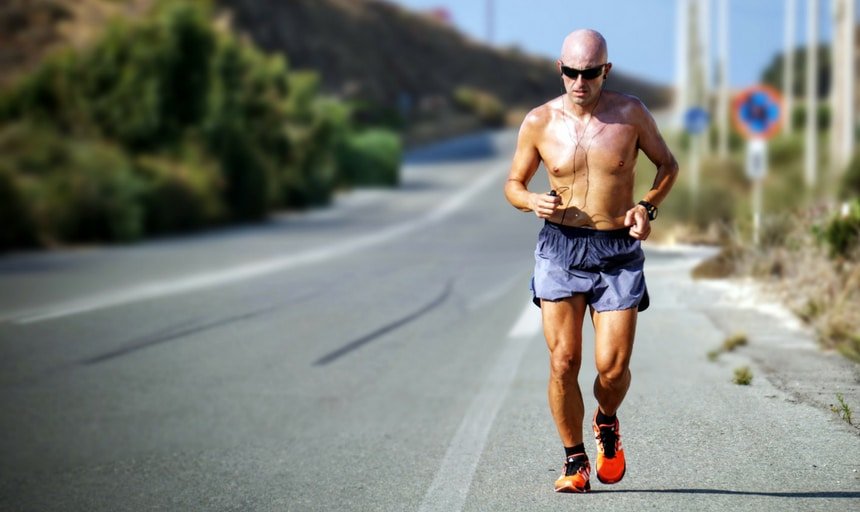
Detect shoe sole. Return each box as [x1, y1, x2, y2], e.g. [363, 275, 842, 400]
[596, 465, 626, 485]
[554, 480, 591, 493]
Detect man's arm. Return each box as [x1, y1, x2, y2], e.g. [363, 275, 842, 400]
[623, 100, 680, 239]
[504, 110, 561, 217]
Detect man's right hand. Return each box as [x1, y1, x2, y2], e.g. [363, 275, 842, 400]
[529, 192, 562, 219]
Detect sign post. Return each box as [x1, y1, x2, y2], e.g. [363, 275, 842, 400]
[732, 85, 784, 245]
[684, 106, 711, 211]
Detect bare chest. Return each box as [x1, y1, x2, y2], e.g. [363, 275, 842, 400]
[538, 120, 639, 178]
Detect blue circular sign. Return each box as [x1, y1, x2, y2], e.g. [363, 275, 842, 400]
[684, 107, 710, 134]
[733, 85, 783, 140]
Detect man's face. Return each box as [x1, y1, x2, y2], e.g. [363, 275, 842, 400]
[557, 43, 609, 106]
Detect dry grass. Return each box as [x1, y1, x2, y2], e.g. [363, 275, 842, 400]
[732, 366, 753, 385]
[699, 207, 860, 363]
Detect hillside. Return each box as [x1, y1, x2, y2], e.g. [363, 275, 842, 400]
[1, 0, 672, 135]
[219, 0, 672, 112]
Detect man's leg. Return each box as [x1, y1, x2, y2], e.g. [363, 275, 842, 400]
[591, 307, 637, 413]
[542, 295, 591, 492]
[589, 307, 637, 484]
[542, 295, 588, 446]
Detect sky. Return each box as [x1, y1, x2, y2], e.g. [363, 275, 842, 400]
[386, 0, 846, 88]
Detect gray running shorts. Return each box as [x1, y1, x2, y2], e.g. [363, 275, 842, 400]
[530, 221, 649, 312]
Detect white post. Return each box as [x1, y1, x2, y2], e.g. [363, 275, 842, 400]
[691, 134, 701, 206]
[753, 179, 763, 245]
[830, 0, 856, 173]
[783, 0, 796, 133]
[675, 0, 690, 130]
[804, 0, 819, 188]
[844, 0, 855, 166]
[746, 139, 768, 246]
[700, 0, 712, 154]
[717, 0, 730, 158]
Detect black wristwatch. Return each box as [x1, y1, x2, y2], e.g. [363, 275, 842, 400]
[638, 200, 658, 221]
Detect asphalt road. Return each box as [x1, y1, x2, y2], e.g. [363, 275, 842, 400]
[0, 130, 858, 511]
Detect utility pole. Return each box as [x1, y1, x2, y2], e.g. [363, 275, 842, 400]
[783, 0, 796, 133]
[675, 0, 690, 130]
[700, 0, 712, 155]
[830, 0, 856, 175]
[804, 0, 819, 188]
[717, 0, 730, 158]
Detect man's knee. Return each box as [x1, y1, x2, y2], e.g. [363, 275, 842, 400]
[550, 349, 582, 380]
[596, 359, 630, 385]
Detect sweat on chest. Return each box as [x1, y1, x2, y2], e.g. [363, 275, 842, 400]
[540, 125, 639, 176]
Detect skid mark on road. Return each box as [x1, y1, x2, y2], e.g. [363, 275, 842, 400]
[7, 164, 505, 325]
[418, 301, 540, 512]
[313, 281, 452, 366]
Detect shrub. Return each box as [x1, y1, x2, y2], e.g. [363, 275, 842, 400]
[337, 129, 402, 187]
[453, 86, 505, 127]
[282, 73, 352, 206]
[135, 144, 226, 234]
[0, 164, 37, 250]
[840, 150, 860, 199]
[813, 199, 860, 258]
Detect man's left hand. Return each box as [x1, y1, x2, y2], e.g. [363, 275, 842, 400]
[624, 204, 651, 240]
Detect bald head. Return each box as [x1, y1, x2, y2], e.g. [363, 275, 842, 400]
[560, 29, 608, 67]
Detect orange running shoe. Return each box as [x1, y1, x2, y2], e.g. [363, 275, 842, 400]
[554, 455, 591, 493]
[592, 410, 626, 484]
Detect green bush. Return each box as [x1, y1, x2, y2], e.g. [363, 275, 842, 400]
[281, 73, 351, 206]
[0, 165, 37, 250]
[337, 129, 402, 187]
[790, 104, 831, 132]
[840, 150, 860, 199]
[453, 86, 505, 127]
[813, 199, 860, 258]
[135, 145, 225, 234]
[0, 0, 401, 249]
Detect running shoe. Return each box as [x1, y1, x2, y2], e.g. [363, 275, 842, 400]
[554, 455, 591, 493]
[593, 410, 626, 484]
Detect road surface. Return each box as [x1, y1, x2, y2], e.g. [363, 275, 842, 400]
[0, 130, 858, 511]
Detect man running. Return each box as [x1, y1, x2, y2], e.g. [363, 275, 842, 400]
[503, 29, 678, 493]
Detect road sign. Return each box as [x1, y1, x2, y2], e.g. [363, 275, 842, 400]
[732, 85, 783, 140]
[745, 138, 768, 180]
[684, 107, 711, 134]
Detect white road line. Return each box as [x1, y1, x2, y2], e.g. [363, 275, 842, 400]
[507, 300, 543, 338]
[418, 302, 539, 512]
[10, 164, 506, 324]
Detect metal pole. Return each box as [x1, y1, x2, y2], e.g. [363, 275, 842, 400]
[700, 0, 712, 155]
[753, 179, 763, 245]
[691, 133, 701, 208]
[783, 0, 796, 133]
[845, 0, 856, 165]
[717, 0, 729, 158]
[675, 0, 690, 129]
[832, 0, 856, 172]
[804, 0, 819, 188]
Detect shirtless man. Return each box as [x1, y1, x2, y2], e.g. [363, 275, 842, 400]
[504, 29, 678, 493]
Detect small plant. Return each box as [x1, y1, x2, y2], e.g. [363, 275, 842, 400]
[722, 333, 749, 352]
[707, 332, 748, 362]
[732, 366, 753, 385]
[830, 392, 853, 425]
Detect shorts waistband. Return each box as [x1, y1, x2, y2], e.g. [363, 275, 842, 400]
[544, 221, 632, 239]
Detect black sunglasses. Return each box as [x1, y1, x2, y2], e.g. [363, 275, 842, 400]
[560, 64, 606, 80]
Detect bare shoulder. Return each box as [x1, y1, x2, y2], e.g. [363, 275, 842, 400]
[601, 91, 653, 124]
[520, 98, 558, 133]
